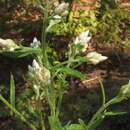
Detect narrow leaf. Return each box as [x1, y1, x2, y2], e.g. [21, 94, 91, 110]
[49, 116, 64, 130]
[10, 74, 15, 116]
[1, 47, 41, 58]
[105, 111, 127, 116]
[89, 115, 105, 130]
[0, 94, 37, 130]
[65, 124, 83, 130]
[78, 119, 87, 129]
[52, 67, 85, 79]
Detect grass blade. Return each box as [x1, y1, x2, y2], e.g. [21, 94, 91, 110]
[0, 94, 37, 130]
[10, 74, 15, 116]
[52, 67, 86, 79]
[99, 79, 106, 105]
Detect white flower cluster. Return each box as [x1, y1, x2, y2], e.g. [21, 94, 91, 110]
[54, 2, 69, 16]
[73, 30, 91, 52]
[72, 30, 108, 65]
[47, 2, 69, 32]
[30, 37, 41, 48]
[28, 59, 51, 86]
[0, 38, 19, 51]
[86, 51, 108, 65]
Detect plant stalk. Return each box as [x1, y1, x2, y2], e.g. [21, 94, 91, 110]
[87, 96, 125, 130]
[41, 0, 49, 67]
[0, 94, 37, 130]
[37, 98, 45, 130]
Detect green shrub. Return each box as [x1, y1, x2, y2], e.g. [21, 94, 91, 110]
[94, 7, 130, 45]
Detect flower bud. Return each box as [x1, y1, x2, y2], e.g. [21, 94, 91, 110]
[28, 59, 51, 86]
[30, 37, 41, 48]
[73, 30, 91, 52]
[54, 2, 69, 15]
[0, 38, 19, 51]
[32, 59, 41, 72]
[53, 15, 62, 19]
[86, 51, 108, 65]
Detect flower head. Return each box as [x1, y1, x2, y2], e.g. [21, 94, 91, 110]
[0, 38, 19, 51]
[73, 30, 91, 52]
[53, 15, 62, 19]
[54, 2, 69, 16]
[86, 51, 108, 65]
[32, 59, 41, 71]
[30, 37, 41, 48]
[28, 59, 51, 86]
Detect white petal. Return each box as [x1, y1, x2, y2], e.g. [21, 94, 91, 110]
[0, 38, 19, 51]
[31, 37, 41, 48]
[74, 37, 79, 45]
[33, 37, 38, 43]
[86, 36, 91, 42]
[32, 59, 41, 71]
[54, 2, 69, 15]
[53, 15, 62, 19]
[84, 30, 90, 37]
[28, 65, 34, 72]
[87, 51, 108, 65]
[0, 38, 6, 45]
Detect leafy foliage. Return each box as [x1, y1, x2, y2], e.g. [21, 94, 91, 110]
[0, 1, 130, 130]
[94, 7, 130, 45]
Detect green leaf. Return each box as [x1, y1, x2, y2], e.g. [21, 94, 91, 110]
[65, 124, 83, 130]
[0, 94, 37, 130]
[1, 47, 42, 58]
[49, 116, 64, 130]
[78, 119, 87, 129]
[76, 56, 89, 63]
[89, 115, 105, 130]
[105, 111, 127, 116]
[10, 74, 15, 116]
[52, 67, 85, 79]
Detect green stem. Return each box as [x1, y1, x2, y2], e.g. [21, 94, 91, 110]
[0, 94, 37, 130]
[87, 97, 123, 130]
[37, 99, 45, 130]
[67, 45, 76, 67]
[99, 79, 106, 105]
[41, 1, 49, 67]
[53, 59, 79, 68]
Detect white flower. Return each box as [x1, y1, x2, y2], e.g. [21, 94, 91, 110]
[28, 59, 42, 77]
[74, 30, 91, 52]
[0, 38, 19, 51]
[28, 59, 51, 86]
[33, 37, 38, 43]
[61, 10, 69, 16]
[33, 84, 40, 90]
[28, 59, 42, 78]
[54, 2, 69, 15]
[32, 59, 41, 72]
[86, 51, 108, 65]
[53, 15, 62, 19]
[30, 37, 41, 48]
[53, 1, 59, 7]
